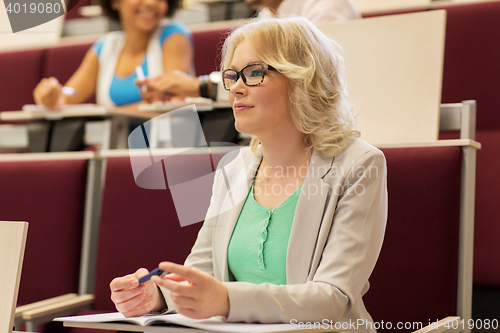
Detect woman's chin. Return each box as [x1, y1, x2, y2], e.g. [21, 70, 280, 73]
[234, 122, 253, 137]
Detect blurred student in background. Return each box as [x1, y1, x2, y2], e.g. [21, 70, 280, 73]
[137, 0, 361, 103]
[247, 0, 360, 25]
[33, 0, 193, 109]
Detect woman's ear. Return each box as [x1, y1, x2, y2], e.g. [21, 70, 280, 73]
[112, 0, 120, 10]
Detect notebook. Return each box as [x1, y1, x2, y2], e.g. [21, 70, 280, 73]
[55, 312, 337, 333]
[0, 221, 29, 333]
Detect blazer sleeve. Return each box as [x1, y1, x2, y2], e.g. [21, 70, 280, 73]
[224, 149, 388, 323]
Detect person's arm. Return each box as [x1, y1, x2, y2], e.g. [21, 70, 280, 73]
[33, 48, 99, 108]
[302, 0, 361, 25]
[141, 71, 219, 101]
[139, 29, 220, 101]
[161, 33, 193, 74]
[138, 32, 195, 102]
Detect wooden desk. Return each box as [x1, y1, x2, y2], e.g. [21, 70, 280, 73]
[0, 101, 235, 151]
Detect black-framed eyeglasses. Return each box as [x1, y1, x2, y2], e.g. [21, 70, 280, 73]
[222, 63, 277, 91]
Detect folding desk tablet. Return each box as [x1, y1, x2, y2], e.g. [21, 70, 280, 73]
[0, 221, 28, 333]
[319, 10, 446, 144]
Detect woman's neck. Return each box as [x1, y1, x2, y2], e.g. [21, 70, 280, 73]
[259, 131, 311, 175]
[122, 27, 152, 55]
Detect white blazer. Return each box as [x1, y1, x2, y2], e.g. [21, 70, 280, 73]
[161, 138, 387, 332]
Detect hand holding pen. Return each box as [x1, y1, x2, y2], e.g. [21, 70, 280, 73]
[135, 66, 171, 104]
[151, 262, 230, 319]
[110, 267, 167, 318]
[33, 77, 77, 110]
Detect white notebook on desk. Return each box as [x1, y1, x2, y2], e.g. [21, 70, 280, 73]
[0, 104, 108, 122]
[21, 104, 107, 113]
[138, 98, 214, 112]
[55, 312, 336, 333]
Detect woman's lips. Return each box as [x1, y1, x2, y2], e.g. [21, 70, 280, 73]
[233, 103, 253, 113]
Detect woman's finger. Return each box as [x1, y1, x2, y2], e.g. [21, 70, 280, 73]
[159, 262, 202, 284]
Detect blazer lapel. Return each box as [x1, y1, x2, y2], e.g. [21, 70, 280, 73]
[287, 150, 333, 284]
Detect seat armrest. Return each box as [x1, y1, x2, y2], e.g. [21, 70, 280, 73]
[21, 294, 94, 321]
[413, 317, 462, 333]
[15, 293, 78, 319]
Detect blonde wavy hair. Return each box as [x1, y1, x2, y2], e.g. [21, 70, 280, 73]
[221, 16, 359, 157]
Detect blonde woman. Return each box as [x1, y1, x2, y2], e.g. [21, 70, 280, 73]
[110, 17, 387, 331]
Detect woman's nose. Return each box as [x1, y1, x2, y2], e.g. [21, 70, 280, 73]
[230, 77, 247, 95]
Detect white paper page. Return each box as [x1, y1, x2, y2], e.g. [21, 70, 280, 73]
[138, 98, 213, 112]
[55, 312, 302, 332]
[22, 104, 106, 112]
[55, 312, 149, 325]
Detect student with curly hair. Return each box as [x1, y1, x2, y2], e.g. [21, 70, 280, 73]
[33, 0, 192, 108]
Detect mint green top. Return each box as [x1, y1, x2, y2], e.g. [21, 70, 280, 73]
[227, 183, 303, 285]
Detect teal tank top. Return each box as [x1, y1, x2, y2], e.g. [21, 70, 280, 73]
[227, 183, 302, 285]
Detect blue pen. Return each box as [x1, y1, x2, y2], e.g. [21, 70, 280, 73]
[138, 268, 166, 285]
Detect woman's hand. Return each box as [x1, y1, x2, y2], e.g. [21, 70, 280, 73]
[152, 262, 229, 319]
[136, 78, 162, 104]
[33, 77, 63, 109]
[153, 71, 200, 98]
[110, 268, 166, 317]
[137, 71, 200, 103]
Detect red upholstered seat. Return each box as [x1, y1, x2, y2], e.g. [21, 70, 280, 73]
[436, 1, 500, 131]
[364, 146, 462, 332]
[192, 28, 231, 75]
[364, 0, 500, 290]
[473, 130, 500, 286]
[91, 152, 226, 312]
[64, 0, 92, 20]
[0, 49, 43, 114]
[0, 158, 88, 305]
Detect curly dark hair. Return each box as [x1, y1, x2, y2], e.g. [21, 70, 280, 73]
[100, 0, 181, 22]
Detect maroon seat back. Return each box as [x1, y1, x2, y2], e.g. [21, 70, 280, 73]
[0, 157, 88, 305]
[364, 146, 462, 332]
[472, 131, 500, 286]
[93, 152, 226, 311]
[0, 49, 43, 113]
[436, 1, 500, 131]
[192, 28, 232, 75]
[64, 0, 92, 20]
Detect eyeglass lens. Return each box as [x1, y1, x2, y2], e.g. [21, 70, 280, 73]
[223, 64, 266, 90]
